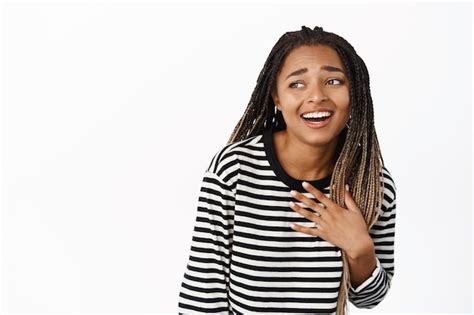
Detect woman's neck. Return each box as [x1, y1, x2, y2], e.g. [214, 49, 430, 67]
[273, 129, 337, 181]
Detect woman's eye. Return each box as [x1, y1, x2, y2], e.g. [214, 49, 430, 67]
[289, 79, 344, 89]
[289, 82, 304, 88]
[327, 78, 344, 85]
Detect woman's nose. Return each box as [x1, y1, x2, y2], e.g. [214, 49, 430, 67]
[307, 84, 328, 103]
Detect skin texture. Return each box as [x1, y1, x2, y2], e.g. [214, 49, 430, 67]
[271, 45, 377, 288]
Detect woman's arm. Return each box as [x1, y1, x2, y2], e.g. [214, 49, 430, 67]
[178, 154, 237, 314]
[348, 167, 397, 309]
[347, 241, 378, 289]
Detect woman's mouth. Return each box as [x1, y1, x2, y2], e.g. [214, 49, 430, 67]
[301, 112, 333, 129]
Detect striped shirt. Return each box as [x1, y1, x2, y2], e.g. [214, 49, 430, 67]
[178, 125, 397, 314]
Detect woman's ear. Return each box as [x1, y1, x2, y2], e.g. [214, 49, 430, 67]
[271, 87, 280, 110]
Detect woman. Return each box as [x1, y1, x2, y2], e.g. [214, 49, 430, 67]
[178, 25, 397, 314]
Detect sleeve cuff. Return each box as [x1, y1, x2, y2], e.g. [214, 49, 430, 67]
[349, 256, 381, 293]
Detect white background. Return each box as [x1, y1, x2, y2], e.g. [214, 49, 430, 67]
[1, 0, 472, 314]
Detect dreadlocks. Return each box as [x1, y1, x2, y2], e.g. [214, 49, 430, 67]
[226, 25, 386, 315]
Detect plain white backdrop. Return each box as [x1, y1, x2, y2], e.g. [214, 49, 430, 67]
[1, 0, 472, 314]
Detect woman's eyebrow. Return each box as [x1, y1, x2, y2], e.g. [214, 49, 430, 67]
[284, 66, 346, 80]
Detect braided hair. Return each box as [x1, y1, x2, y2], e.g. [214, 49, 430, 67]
[226, 25, 386, 315]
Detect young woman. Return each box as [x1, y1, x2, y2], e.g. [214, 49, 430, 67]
[178, 26, 397, 315]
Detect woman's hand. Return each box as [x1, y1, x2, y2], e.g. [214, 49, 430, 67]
[288, 181, 373, 259]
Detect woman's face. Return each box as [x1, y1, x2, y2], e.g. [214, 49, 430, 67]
[271, 44, 351, 147]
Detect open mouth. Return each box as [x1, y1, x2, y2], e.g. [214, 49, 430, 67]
[302, 116, 331, 123]
[300, 111, 333, 128]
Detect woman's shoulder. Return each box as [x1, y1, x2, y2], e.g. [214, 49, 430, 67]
[205, 133, 264, 181]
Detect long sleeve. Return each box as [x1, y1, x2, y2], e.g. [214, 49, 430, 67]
[348, 167, 397, 308]
[178, 169, 236, 314]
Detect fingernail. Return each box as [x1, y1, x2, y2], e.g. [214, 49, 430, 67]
[302, 181, 310, 188]
[290, 190, 297, 196]
[345, 184, 350, 192]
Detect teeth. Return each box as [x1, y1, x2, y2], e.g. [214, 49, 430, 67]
[302, 111, 332, 118]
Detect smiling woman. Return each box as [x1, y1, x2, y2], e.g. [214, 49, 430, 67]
[270, 44, 351, 182]
[178, 25, 397, 315]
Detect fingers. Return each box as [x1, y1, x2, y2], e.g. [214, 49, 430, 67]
[290, 222, 321, 237]
[290, 189, 328, 213]
[289, 201, 324, 224]
[302, 181, 333, 205]
[344, 189, 354, 207]
[344, 189, 361, 213]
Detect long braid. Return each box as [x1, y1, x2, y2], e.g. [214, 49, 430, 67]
[226, 26, 386, 315]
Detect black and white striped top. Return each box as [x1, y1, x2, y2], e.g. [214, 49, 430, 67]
[178, 125, 397, 314]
